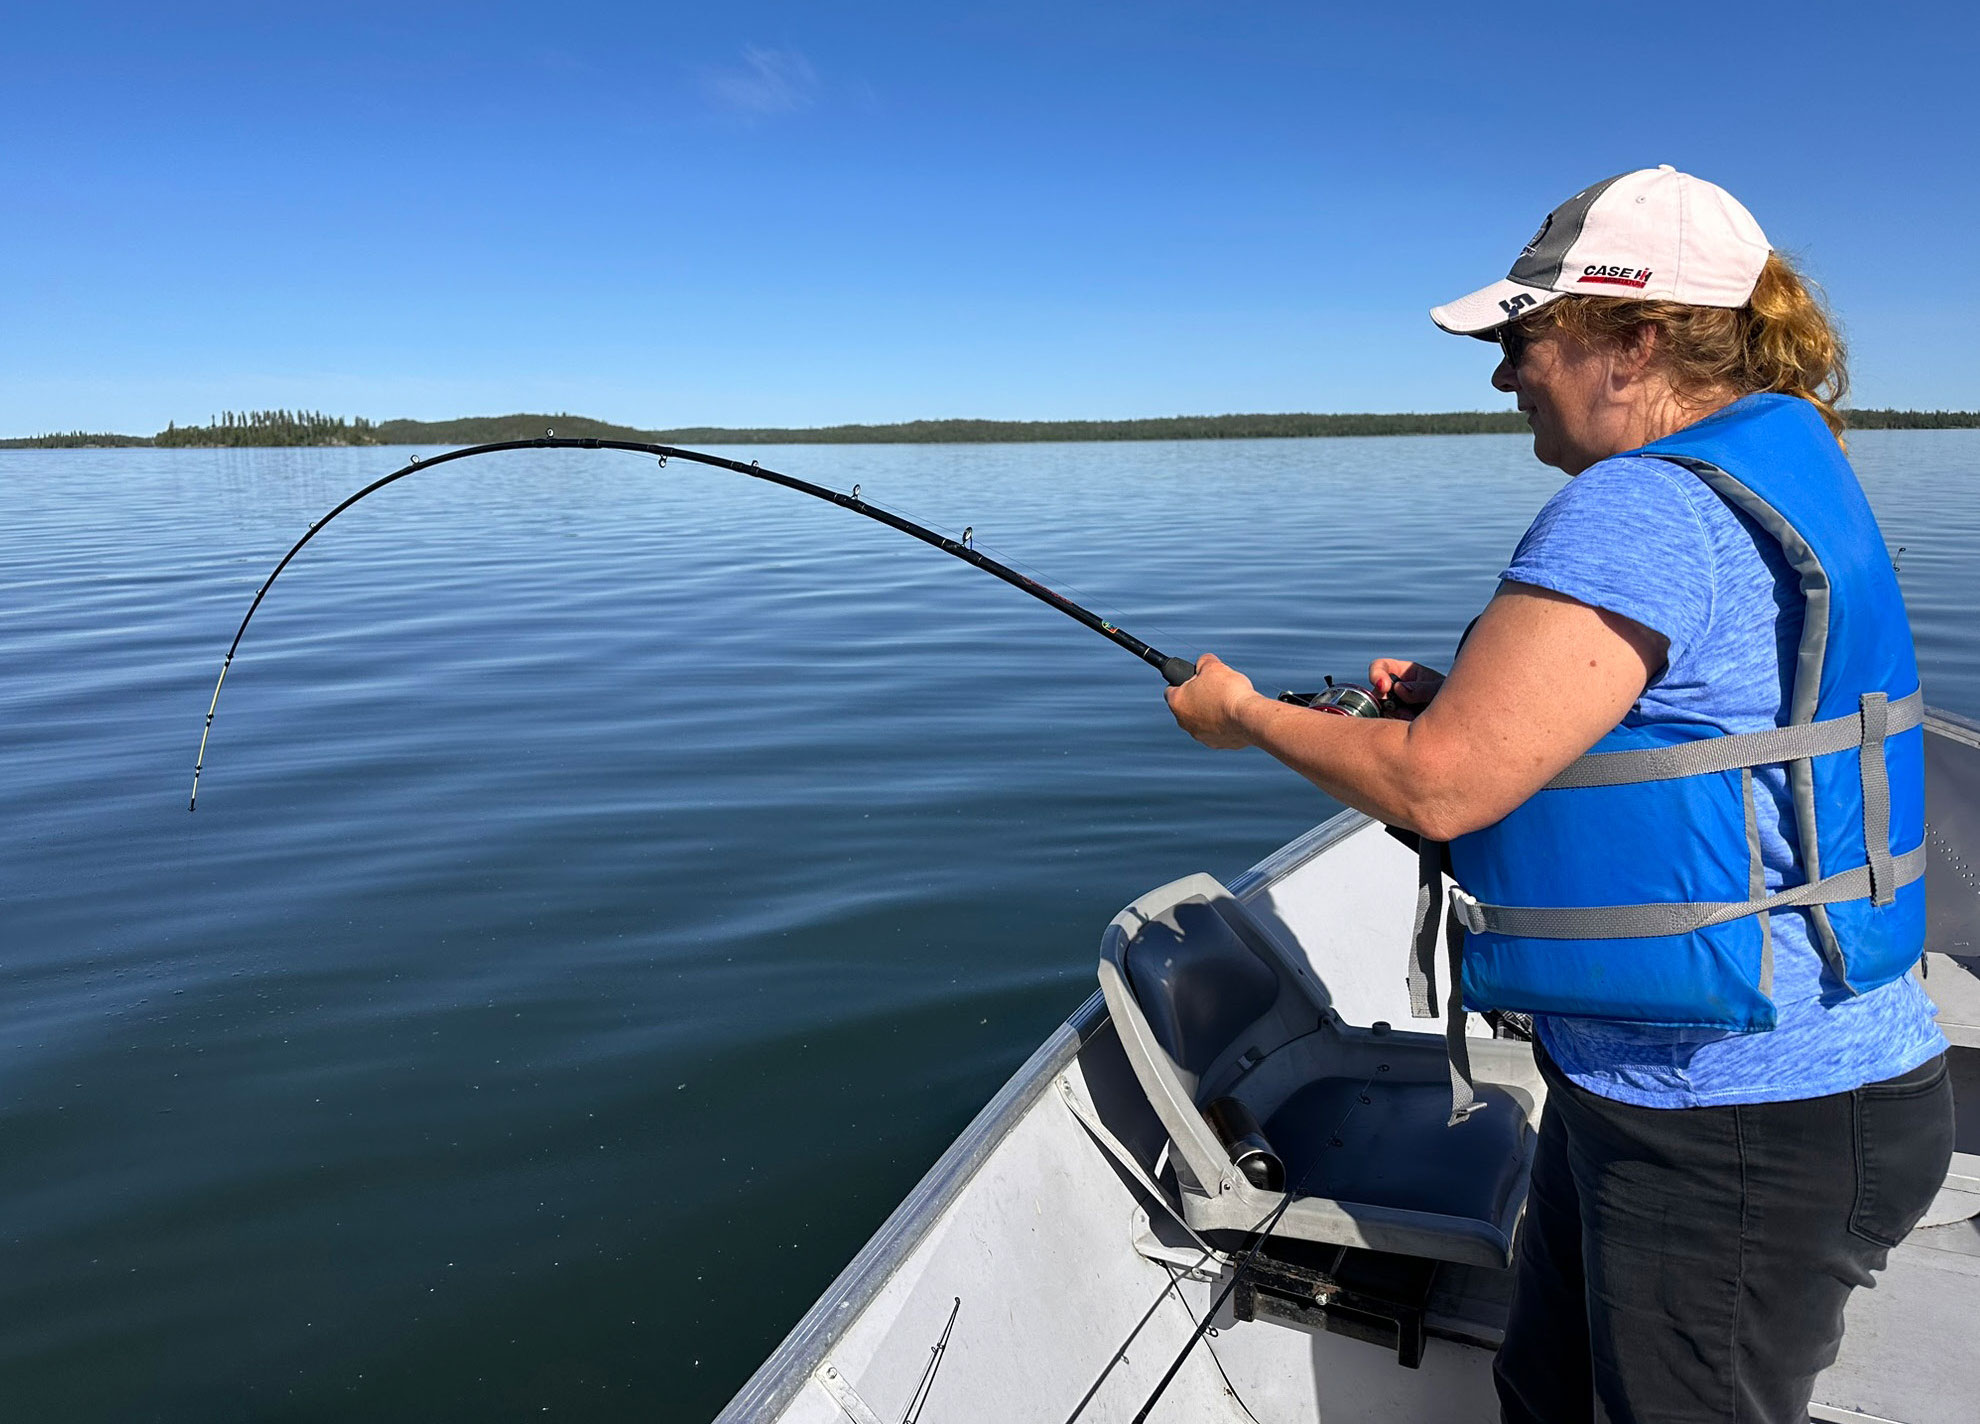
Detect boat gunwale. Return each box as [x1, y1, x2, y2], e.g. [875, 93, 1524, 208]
[1228, 805, 1372, 898]
[1927, 705, 1980, 749]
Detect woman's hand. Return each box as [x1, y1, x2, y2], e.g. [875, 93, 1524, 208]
[1160, 585, 1665, 840]
[1368, 658, 1445, 722]
[1164, 653, 1262, 749]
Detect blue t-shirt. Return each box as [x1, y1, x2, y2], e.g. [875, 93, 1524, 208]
[1500, 454, 1945, 1108]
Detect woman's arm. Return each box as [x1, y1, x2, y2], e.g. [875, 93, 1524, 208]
[1164, 582, 1668, 841]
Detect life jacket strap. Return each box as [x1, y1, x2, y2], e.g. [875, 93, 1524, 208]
[1408, 836, 1487, 1127]
[1859, 692, 1896, 906]
[1543, 690, 1923, 789]
[1407, 836, 1443, 1021]
[1448, 842, 1926, 941]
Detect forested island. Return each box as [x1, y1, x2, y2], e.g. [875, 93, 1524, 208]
[156, 410, 381, 446]
[5, 406, 1978, 449]
[1, 410, 378, 448]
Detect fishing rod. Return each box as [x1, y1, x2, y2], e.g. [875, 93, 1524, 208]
[188, 434, 1203, 811]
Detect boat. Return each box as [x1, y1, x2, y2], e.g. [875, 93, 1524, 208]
[715, 706, 1980, 1424]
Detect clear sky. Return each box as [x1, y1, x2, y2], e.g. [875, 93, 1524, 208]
[4, 2, 1974, 435]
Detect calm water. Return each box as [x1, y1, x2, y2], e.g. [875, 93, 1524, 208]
[3, 433, 1975, 1420]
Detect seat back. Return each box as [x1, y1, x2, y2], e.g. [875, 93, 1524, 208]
[1122, 897, 1283, 1088]
[1099, 873, 1328, 1196]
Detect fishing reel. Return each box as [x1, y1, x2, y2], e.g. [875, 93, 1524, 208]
[1276, 676, 1396, 719]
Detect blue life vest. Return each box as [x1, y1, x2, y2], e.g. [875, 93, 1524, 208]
[1439, 393, 1925, 1034]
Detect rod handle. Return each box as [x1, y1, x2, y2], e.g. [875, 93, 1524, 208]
[1159, 655, 1196, 687]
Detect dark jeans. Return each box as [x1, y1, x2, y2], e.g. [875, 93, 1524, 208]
[1495, 1047, 1954, 1424]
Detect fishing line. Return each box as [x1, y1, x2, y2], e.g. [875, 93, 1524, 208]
[1154, 1262, 1261, 1424]
[188, 434, 1200, 810]
[1121, 1063, 1385, 1424]
[829, 484, 1176, 645]
[954, 530, 1196, 665]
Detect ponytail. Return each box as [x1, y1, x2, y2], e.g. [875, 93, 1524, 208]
[1742, 254, 1848, 437]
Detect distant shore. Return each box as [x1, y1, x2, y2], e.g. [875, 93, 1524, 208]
[6, 406, 1979, 450]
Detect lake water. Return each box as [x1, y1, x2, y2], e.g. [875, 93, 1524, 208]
[3, 432, 1975, 1420]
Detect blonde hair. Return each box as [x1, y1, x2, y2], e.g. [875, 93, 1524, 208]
[1525, 252, 1850, 438]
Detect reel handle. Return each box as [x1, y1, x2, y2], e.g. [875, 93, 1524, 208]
[1277, 680, 1398, 718]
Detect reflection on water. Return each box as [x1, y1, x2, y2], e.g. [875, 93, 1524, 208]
[0, 433, 1972, 1420]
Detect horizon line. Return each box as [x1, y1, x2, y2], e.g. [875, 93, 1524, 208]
[8, 403, 1980, 448]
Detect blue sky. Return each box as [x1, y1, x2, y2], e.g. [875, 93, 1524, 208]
[4, 2, 1974, 434]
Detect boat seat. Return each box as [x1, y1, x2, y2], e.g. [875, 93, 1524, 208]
[1098, 872, 1543, 1269]
[1120, 896, 1282, 1094]
[1264, 1077, 1527, 1228]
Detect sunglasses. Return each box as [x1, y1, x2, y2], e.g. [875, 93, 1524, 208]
[1496, 321, 1535, 367]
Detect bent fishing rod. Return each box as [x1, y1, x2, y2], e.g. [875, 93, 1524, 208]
[188, 434, 1204, 811]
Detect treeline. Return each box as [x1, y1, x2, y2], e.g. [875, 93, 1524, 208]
[153, 410, 382, 447]
[1841, 409, 1980, 430]
[215, 407, 1980, 444]
[7, 406, 1979, 449]
[369, 413, 644, 445]
[369, 410, 1541, 444]
[647, 411, 1541, 442]
[0, 430, 153, 448]
[200, 410, 1544, 447]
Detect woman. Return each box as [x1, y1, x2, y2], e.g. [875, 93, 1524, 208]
[1165, 166, 1954, 1424]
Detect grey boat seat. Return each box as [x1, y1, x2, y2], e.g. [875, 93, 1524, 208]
[1098, 872, 1543, 1269]
[1264, 1077, 1527, 1228]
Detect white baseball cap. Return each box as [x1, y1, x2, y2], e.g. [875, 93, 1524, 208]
[1429, 165, 1772, 335]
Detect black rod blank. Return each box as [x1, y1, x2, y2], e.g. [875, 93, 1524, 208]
[189, 435, 1197, 810]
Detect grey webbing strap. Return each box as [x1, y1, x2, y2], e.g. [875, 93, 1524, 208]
[1859, 693, 1895, 906]
[1442, 893, 1482, 1126]
[1742, 768, 1763, 899]
[1450, 843, 1926, 940]
[1407, 837, 1443, 1020]
[1544, 690, 1924, 789]
[1743, 768, 1774, 998]
[1403, 836, 1480, 1124]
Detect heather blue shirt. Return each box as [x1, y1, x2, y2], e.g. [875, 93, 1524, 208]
[1500, 454, 1945, 1108]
